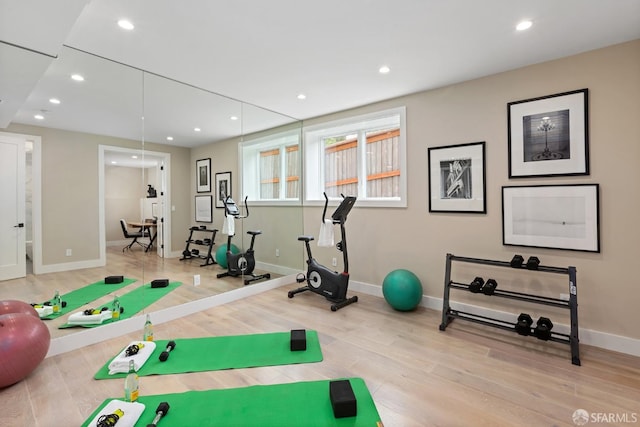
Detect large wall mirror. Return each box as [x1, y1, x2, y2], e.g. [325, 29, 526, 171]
[1, 45, 303, 341]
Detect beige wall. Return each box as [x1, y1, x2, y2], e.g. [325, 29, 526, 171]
[302, 39, 640, 340]
[105, 165, 145, 242]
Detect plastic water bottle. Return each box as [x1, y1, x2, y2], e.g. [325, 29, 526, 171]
[124, 359, 139, 402]
[52, 290, 62, 313]
[143, 314, 154, 341]
[112, 295, 121, 320]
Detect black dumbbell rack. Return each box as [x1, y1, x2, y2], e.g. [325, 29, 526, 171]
[180, 226, 218, 267]
[439, 253, 580, 366]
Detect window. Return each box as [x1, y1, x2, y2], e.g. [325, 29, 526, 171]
[303, 107, 406, 207]
[240, 128, 301, 204]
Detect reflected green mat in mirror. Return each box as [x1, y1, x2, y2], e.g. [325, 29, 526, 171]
[59, 281, 181, 329]
[82, 377, 382, 427]
[94, 330, 323, 379]
[41, 278, 137, 320]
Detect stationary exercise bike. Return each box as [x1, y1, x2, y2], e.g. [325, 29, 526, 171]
[216, 196, 271, 285]
[288, 193, 358, 311]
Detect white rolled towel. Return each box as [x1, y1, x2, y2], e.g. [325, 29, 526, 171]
[317, 219, 335, 247]
[67, 310, 112, 325]
[35, 306, 53, 318]
[222, 215, 235, 235]
[108, 340, 156, 375]
[88, 399, 145, 427]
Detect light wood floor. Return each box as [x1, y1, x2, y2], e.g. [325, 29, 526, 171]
[2, 250, 640, 426]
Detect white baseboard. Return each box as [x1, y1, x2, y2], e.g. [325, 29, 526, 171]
[349, 280, 640, 358]
[37, 258, 105, 274]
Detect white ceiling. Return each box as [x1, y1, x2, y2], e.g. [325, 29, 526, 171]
[1, 0, 640, 149]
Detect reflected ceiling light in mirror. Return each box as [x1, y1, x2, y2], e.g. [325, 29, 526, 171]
[194, 127, 201, 132]
[131, 155, 138, 159]
[379, 65, 390, 74]
[166, 136, 174, 141]
[49, 98, 61, 104]
[117, 19, 135, 30]
[230, 116, 238, 121]
[34, 114, 44, 120]
[297, 93, 306, 100]
[516, 20, 533, 31]
[71, 74, 84, 82]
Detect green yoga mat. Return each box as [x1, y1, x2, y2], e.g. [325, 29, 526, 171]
[40, 278, 137, 320]
[94, 330, 323, 379]
[82, 377, 382, 427]
[59, 281, 181, 329]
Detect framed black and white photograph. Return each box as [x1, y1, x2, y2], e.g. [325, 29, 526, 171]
[502, 184, 600, 252]
[195, 195, 213, 223]
[196, 158, 211, 193]
[428, 141, 486, 213]
[215, 171, 231, 208]
[508, 88, 589, 178]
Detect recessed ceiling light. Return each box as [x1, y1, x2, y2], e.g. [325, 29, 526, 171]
[516, 20, 533, 31]
[166, 136, 174, 141]
[34, 114, 44, 120]
[131, 155, 138, 159]
[297, 94, 306, 100]
[379, 65, 390, 74]
[49, 98, 61, 104]
[118, 19, 135, 30]
[194, 127, 201, 132]
[230, 116, 238, 121]
[71, 74, 84, 82]
[111, 161, 117, 164]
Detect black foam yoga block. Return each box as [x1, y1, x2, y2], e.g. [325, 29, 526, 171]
[151, 279, 169, 288]
[104, 275, 124, 284]
[329, 380, 357, 418]
[290, 329, 307, 351]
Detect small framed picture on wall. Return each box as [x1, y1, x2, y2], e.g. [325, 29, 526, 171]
[196, 158, 211, 193]
[428, 141, 486, 213]
[195, 195, 213, 222]
[215, 172, 231, 208]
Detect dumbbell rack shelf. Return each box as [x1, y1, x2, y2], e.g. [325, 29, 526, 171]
[180, 227, 218, 267]
[439, 253, 580, 366]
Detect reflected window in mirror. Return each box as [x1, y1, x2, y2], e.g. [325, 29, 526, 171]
[241, 128, 301, 203]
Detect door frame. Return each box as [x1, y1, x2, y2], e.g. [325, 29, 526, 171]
[0, 131, 42, 277]
[99, 145, 171, 260]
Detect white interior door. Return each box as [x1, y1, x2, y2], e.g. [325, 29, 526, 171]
[0, 135, 26, 280]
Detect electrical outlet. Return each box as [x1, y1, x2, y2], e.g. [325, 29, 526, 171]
[193, 274, 201, 286]
[275, 248, 280, 257]
[332, 257, 337, 267]
[65, 249, 72, 256]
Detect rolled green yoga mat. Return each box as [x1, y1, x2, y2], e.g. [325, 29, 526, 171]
[40, 278, 137, 320]
[82, 377, 382, 427]
[59, 281, 181, 328]
[94, 330, 323, 379]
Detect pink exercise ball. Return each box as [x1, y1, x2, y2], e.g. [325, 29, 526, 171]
[0, 300, 39, 318]
[0, 312, 51, 388]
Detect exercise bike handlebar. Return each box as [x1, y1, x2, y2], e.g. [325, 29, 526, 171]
[223, 195, 249, 219]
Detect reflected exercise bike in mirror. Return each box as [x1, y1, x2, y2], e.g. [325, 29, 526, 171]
[289, 193, 358, 311]
[217, 196, 271, 285]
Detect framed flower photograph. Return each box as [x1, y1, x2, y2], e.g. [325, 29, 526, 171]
[428, 141, 486, 213]
[508, 88, 589, 178]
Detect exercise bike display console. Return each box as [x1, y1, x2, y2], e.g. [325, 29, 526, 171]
[216, 196, 271, 285]
[288, 193, 358, 311]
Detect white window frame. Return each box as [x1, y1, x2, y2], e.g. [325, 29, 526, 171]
[239, 128, 301, 206]
[303, 106, 407, 208]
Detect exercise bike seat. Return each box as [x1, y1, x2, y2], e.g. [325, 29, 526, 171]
[297, 235, 315, 242]
[247, 230, 262, 236]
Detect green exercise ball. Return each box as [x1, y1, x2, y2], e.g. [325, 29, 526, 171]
[215, 243, 240, 269]
[382, 269, 423, 311]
